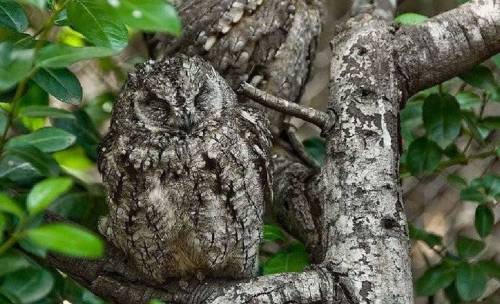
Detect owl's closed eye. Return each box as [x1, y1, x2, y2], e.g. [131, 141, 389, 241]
[98, 54, 272, 281]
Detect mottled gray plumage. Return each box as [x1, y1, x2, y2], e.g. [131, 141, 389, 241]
[98, 55, 272, 282]
[147, 0, 322, 134]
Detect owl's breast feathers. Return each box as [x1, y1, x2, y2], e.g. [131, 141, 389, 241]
[97, 103, 272, 280]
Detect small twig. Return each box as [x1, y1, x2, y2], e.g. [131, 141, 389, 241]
[239, 82, 331, 130]
[285, 121, 321, 169]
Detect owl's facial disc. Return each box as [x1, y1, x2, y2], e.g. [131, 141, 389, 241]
[133, 92, 176, 132]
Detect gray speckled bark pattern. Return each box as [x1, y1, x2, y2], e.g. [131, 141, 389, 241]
[147, 0, 322, 133]
[316, 14, 413, 302]
[395, 0, 500, 97]
[98, 55, 273, 282]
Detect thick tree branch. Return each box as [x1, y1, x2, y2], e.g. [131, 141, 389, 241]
[395, 0, 500, 97]
[44, 246, 353, 304]
[321, 14, 413, 302]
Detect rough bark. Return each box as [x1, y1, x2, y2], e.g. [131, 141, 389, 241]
[271, 156, 322, 256]
[395, 0, 500, 98]
[44, 244, 353, 304]
[37, 0, 500, 303]
[147, 0, 322, 134]
[317, 14, 413, 302]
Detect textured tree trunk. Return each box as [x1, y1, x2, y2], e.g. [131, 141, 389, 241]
[41, 0, 500, 303]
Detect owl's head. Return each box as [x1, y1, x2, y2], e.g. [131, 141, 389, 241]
[117, 55, 236, 134]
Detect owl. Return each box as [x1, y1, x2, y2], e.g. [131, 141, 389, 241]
[147, 0, 322, 135]
[97, 55, 273, 282]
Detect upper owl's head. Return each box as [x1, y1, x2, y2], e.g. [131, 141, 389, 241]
[116, 55, 236, 134]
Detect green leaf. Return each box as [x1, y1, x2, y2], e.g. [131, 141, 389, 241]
[1, 268, 54, 304]
[0, 154, 43, 184]
[0, 251, 31, 276]
[406, 137, 442, 175]
[0, 0, 28, 32]
[67, 0, 128, 50]
[456, 236, 485, 259]
[400, 99, 423, 149]
[423, 93, 461, 148]
[479, 116, 500, 130]
[0, 213, 6, 241]
[0, 192, 24, 218]
[18, 237, 46, 258]
[394, 13, 428, 25]
[444, 281, 462, 304]
[460, 65, 499, 99]
[17, 82, 48, 108]
[0, 290, 20, 304]
[18, 105, 74, 119]
[415, 264, 456, 296]
[460, 187, 486, 204]
[49, 190, 106, 228]
[477, 260, 500, 280]
[0, 42, 34, 91]
[303, 137, 325, 166]
[456, 91, 482, 110]
[107, 0, 181, 35]
[0, 109, 7, 134]
[478, 175, 500, 197]
[25, 223, 104, 258]
[53, 145, 93, 170]
[447, 174, 467, 189]
[32, 67, 82, 104]
[493, 53, 500, 68]
[263, 224, 286, 242]
[3, 144, 60, 177]
[475, 205, 494, 238]
[262, 242, 309, 275]
[456, 263, 488, 301]
[6, 127, 76, 153]
[52, 110, 101, 160]
[408, 224, 442, 247]
[36, 44, 117, 68]
[149, 300, 165, 304]
[26, 177, 73, 215]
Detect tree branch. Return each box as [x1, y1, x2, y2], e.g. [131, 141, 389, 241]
[44, 245, 353, 304]
[322, 14, 413, 302]
[146, 0, 322, 134]
[395, 0, 500, 98]
[271, 156, 322, 258]
[240, 82, 332, 130]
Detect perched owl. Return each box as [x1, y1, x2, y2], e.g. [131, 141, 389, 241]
[97, 55, 273, 282]
[147, 0, 322, 135]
